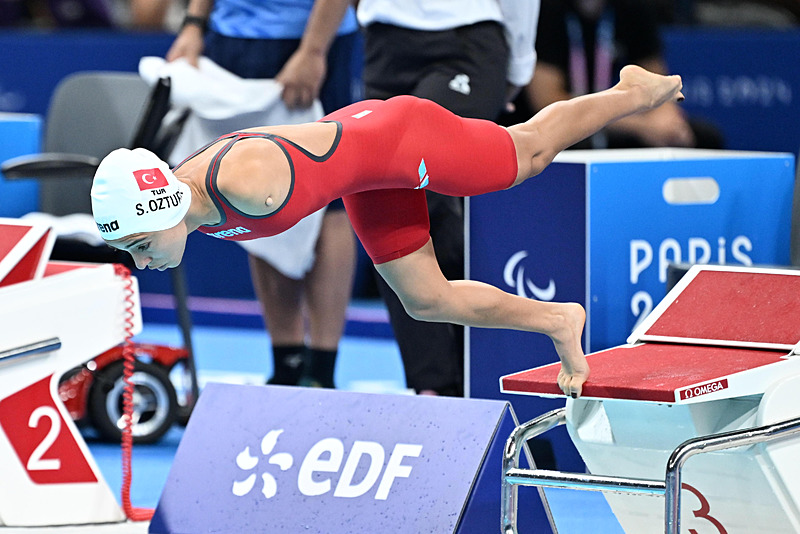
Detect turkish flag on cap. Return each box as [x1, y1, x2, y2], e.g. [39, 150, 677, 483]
[133, 168, 169, 191]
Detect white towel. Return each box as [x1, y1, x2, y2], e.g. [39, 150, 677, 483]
[138, 56, 326, 280]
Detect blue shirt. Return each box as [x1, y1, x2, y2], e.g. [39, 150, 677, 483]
[210, 0, 358, 39]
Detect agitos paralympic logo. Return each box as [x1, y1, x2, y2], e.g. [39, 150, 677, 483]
[503, 251, 556, 301]
[231, 429, 423, 501]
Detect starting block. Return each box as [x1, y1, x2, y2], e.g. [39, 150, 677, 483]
[501, 264, 800, 533]
[0, 218, 142, 526]
[0, 217, 53, 287]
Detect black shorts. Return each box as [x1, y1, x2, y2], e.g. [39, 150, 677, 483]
[363, 21, 509, 120]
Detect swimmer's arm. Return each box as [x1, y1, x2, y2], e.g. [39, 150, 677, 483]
[216, 140, 291, 216]
[277, 0, 352, 108]
[300, 0, 351, 56]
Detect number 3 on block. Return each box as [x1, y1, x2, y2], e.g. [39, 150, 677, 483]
[682, 483, 728, 534]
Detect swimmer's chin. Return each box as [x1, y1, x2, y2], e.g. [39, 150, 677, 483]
[147, 262, 180, 271]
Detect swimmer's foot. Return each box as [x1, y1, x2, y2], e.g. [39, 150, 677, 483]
[549, 302, 590, 398]
[617, 64, 685, 109]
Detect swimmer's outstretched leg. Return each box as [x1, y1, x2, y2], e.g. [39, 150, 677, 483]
[505, 65, 685, 184]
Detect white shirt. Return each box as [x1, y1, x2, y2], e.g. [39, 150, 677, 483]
[357, 0, 539, 86]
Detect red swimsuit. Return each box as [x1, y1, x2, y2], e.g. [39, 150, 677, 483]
[188, 95, 518, 263]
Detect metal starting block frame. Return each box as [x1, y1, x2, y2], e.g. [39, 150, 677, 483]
[500, 265, 800, 534]
[0, 218, 141, 527]
[503, 408, 800, 534]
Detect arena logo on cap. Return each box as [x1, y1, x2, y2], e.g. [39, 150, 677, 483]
[96, 219, 120, 234]
[133, 168, 170, 191]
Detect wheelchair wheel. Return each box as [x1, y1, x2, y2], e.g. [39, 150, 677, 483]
[88, 360, 178, 444]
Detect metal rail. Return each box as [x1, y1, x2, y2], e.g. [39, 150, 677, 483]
[0, 337, 61, 363]
[502, 409, 565, 534]
[664, 414, 800, 533]
[502, 407, 800, 534]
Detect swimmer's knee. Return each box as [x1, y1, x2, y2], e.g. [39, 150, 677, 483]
[402, 301, 439, 322]
[508, 128, 556, 182]
[399, 293, 445, 322]
[528, 151, 556, 178]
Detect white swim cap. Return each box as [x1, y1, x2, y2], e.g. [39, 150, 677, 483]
[91, 148, 191, 241]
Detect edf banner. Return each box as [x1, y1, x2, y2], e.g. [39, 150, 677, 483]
[150, 383, 551, 533]
[467, 148, 794, 470]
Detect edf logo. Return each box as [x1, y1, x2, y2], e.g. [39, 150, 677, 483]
[232, 429, 423, 501]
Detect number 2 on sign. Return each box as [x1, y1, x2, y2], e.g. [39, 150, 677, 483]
[27, 406, 62, 471]
[682, 483, 728, 534]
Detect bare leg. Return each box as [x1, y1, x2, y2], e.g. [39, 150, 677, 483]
[375, 240, 590, 398]
[249, 254, 306, 344]
[506, 65, 685, 183]
[301, 209, 356, 388]
[249, 254, 307, 384]
[304, 210, 356, 350]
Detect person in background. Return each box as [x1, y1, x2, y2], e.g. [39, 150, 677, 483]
[515, 0, 723, 150]
[165, 0, 360, 388]
[356, 0, 540, 397]
[126, 0, 181, 30]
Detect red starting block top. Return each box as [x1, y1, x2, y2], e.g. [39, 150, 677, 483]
[631, 265, 800, 350]
[501, 343, 794, 403]
[0, 219, 54, 287]
[43, 261, 101, 277]
[502, 265, 800, 404]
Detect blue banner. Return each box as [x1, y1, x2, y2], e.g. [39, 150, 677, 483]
[151, 383, 550, 533]
[0, 30, 174, 116]
[588, 151, 794, 350]
[664, 28, 800, 154]
[467, 162, 587, 472]
[0, 115, 41, 217]
[467, 149, 794, 472]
